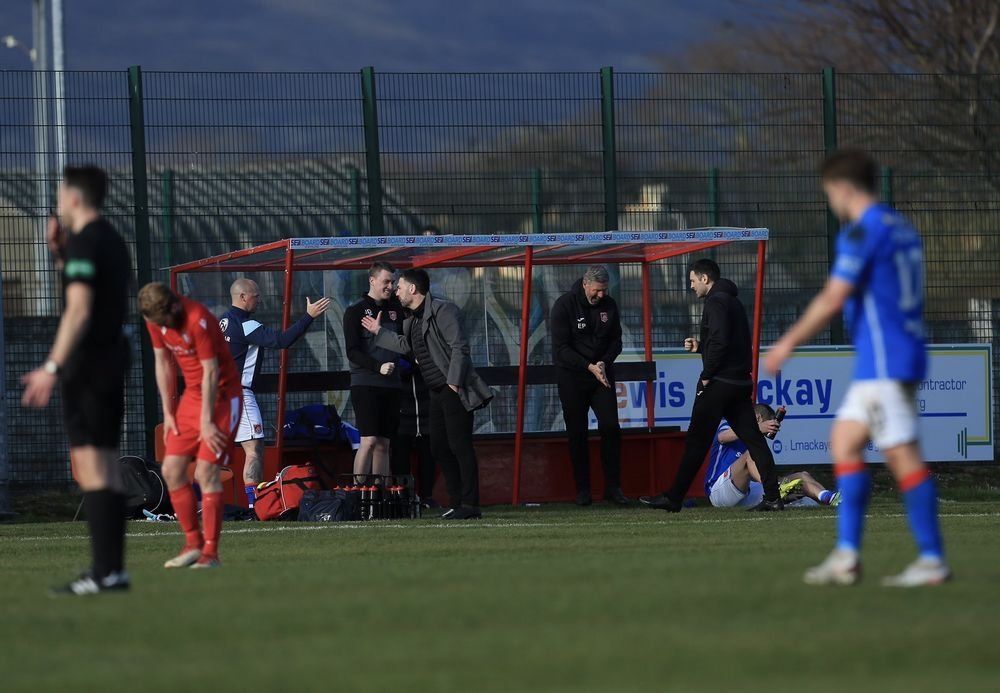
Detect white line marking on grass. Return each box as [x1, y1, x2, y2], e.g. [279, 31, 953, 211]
[2, 511, 997, 544]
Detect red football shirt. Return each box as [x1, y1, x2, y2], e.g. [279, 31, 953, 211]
[146, 296, 240, 398]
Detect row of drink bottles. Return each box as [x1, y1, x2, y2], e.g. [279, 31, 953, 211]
[333, 475, 422, 521]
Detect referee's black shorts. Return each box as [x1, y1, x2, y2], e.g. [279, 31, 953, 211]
[351, 385, 401, 438]
[60, 338, 130, 449]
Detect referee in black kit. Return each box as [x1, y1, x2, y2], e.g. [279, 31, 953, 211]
[21, 166, 133, 594]
[641, 259, 783, 512]
[551, 265, 629, 506]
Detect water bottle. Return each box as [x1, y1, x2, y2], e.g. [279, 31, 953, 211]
[767, 406, 786, 439]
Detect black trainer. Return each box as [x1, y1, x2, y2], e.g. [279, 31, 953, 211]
[603, 487, 630, 505]
[445, 506, 482, 520]
[747, 497, 785, 512]
[639, 493, 683, 512]
[575, 490, 593, 506]
[50, 570, 130, 597]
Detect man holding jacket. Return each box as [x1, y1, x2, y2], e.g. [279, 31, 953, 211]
[550, 265, 629, 506]
[361, 268, 493, 519]
[641, 258, 782, 512]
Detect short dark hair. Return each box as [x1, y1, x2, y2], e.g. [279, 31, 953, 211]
[755, 403, 776, 421]
[820, 148, 878, 194]
[400, 268, 430, 295]
[688, 258, 720, 282]
[369, 261, 395, 278]
[420, 225, 440, 236]
[63, 165, 108, 209]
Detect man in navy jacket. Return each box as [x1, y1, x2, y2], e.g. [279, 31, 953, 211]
[219, 278, 330, 507]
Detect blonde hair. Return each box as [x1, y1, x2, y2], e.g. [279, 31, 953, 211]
[138, 282, 176, 323]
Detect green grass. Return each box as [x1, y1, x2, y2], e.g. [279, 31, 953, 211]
[1, 501, 998, 692]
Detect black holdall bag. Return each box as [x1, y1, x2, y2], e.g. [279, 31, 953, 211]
[298, 489, 361, 522]
[117, 456, 172, 519]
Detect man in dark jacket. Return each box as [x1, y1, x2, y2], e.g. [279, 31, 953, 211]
[550, 265, 629, 506]
[641, 258, 782, 511]
[343, 262, 405, 479]
[361, 268, 493, 519]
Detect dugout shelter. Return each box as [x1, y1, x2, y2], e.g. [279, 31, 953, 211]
[169, 229, 769, 505]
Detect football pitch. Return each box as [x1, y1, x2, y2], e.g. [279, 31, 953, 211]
[1, 501, 998, 692]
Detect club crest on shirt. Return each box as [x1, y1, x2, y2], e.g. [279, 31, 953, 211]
[253, 424, 263, 434]
[600, 312, 609, 323]
[219, 318, 229, 332]
[364, 309, 374, 317]
[388, 311, 397, 321]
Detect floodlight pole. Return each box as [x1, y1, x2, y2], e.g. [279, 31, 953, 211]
[275, 244, 295, 463]
[750, 240, 767, 398]
[511, 246, 534, 505]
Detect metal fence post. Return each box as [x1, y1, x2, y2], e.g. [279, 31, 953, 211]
[0, 262, 12, 517]
[360, 67, 384, 236]
[600, 66, 618, 232]
[349, 165, 363, 234]
[708, 167, 720, 260]
[822, 66, 844, 344]
[161, 168, 174, 270]
[127, 65, 157, 461]
[880, 165, 893, 206]
[531, 168, 543, 233]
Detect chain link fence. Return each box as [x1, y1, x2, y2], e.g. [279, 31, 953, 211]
[2, 68, 998, 484]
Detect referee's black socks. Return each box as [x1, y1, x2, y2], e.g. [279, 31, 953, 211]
[84, 490, 127, 578]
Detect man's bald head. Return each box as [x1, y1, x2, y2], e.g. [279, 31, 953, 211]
[231, 278, 261, 313]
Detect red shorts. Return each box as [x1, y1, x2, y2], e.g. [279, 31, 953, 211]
[165, 391, 242, 464]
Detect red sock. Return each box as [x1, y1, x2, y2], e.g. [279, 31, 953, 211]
[169, 484, 203, 550]
[201, 492, 224, 559]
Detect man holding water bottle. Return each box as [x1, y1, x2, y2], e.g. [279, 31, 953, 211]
[705, 404, 841, 508]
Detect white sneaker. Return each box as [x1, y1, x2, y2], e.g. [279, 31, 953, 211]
[803, 549, 861, 586]
[164, 547, 202, 569]
[882, 557, 952, 587]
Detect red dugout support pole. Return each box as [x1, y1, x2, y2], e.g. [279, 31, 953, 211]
[511, 246, 534, 505]
[275, 245, 295, 463]
[641, 262, 655, 429]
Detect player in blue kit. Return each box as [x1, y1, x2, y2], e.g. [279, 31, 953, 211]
[706, 404, 840, 509]
[219, 278, 330, 507]
[766, 149, 949, 587]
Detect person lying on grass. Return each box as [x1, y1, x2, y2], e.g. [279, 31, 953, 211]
[705, 403, 841, 509]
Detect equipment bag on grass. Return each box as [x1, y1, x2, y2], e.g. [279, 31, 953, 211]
[298, 489, 361, 522]
[254, 464, 323, 521]
[118, 456, 171, 519]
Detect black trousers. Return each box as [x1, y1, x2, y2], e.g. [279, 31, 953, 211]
[390, 433, 437, 500]
[428, 387, 479, 508]
[669, 379, 780, 502]
[557, 370, 622, 494]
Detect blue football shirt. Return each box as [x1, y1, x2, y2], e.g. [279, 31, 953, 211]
[830, 203, 927, 382]
[704, 420, 746, 496]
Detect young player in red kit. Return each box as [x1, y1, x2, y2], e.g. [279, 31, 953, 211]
[139, 282, 242, 569]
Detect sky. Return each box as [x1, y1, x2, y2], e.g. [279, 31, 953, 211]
[0, 0, 747, 72]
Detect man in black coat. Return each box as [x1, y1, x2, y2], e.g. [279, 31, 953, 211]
[551, 265, 629, 506]
[641, 258, 782, 512]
